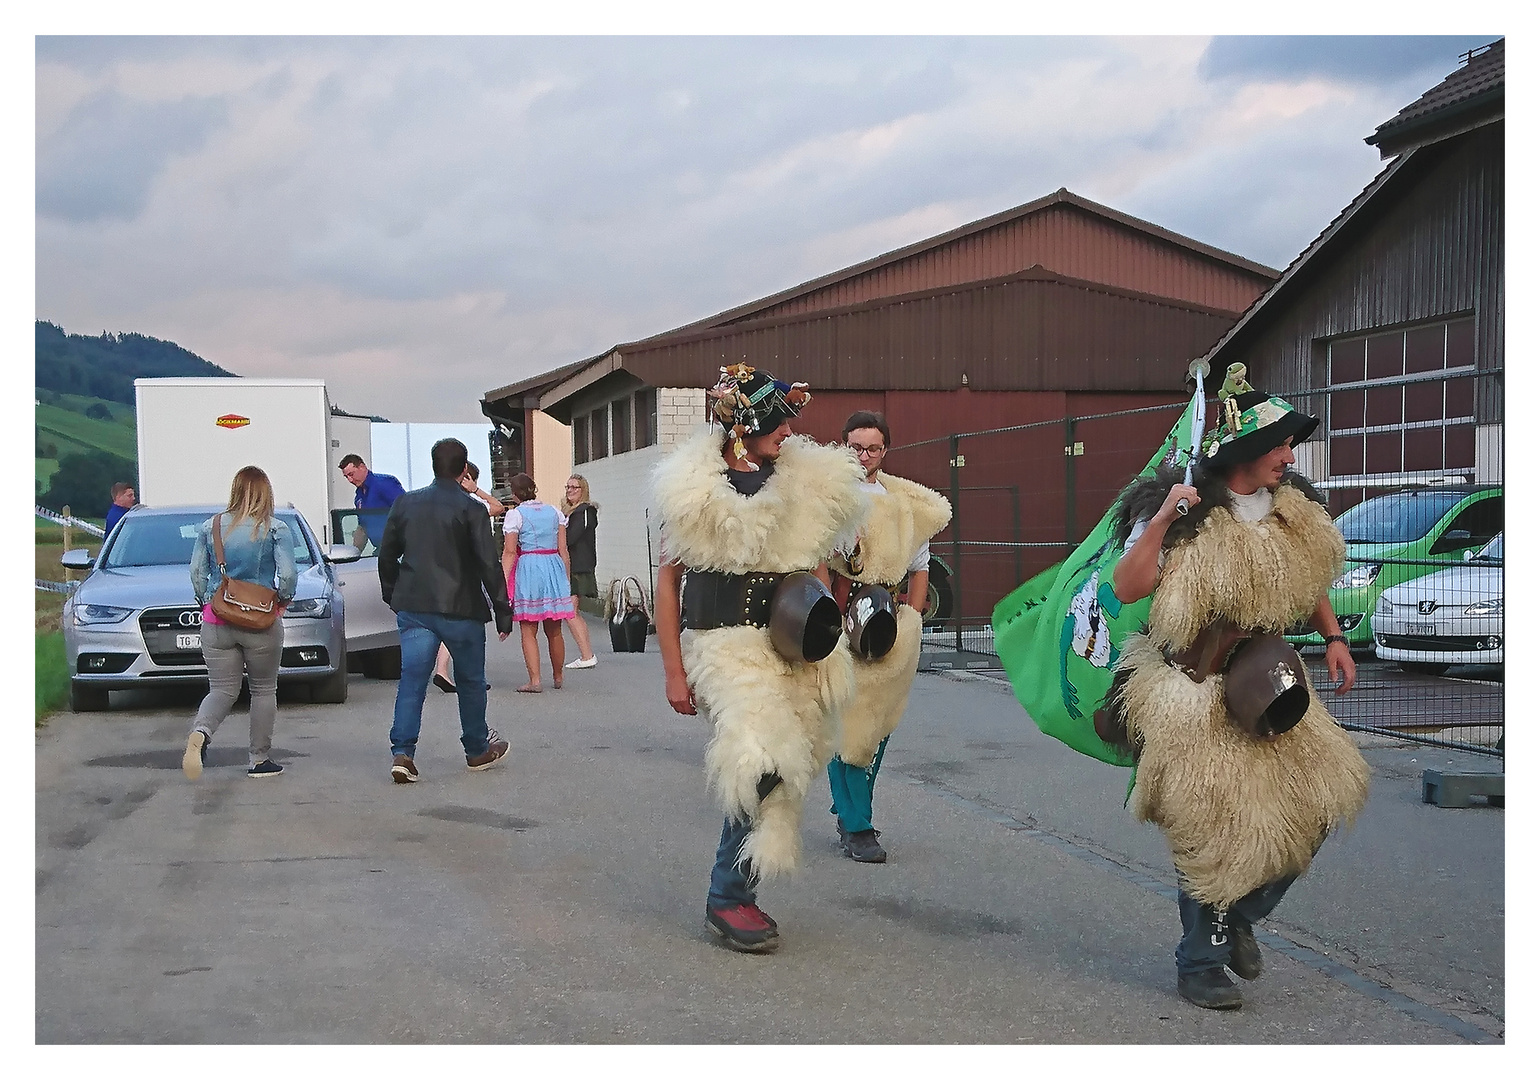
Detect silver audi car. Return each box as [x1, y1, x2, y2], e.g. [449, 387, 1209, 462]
[61, 505, 353, 711]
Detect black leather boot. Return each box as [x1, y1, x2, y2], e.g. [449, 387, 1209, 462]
[1178, 968, 1244, 1010]
[1229, 923, 1263, 981]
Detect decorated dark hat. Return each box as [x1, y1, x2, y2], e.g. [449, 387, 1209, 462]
[1199, 364, 1318, 470]
[708, 363, 812, 462]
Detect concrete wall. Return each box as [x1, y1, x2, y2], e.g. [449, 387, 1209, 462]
[573, 387, 705, 608]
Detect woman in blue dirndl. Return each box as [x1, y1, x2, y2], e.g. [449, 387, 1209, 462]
[500, 472, 575, 692]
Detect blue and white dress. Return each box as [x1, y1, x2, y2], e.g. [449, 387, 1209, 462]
[504, 501, 576, 622]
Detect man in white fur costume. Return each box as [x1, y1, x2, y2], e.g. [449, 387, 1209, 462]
[654, 364, 867, 953]
[825, 411, 951, 863]
[1100, 370, 1369, 1010]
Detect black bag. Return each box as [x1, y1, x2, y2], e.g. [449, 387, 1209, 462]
[607, 577, 651, 653]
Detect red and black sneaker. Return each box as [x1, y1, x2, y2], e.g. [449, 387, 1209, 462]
[705, 903, 781, 953]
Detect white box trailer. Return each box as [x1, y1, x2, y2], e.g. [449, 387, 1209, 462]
[135, 377, 337, 544]
[135, 376, 403, 672]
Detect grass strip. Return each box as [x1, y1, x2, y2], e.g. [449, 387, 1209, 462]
[36, 631, 70, 726]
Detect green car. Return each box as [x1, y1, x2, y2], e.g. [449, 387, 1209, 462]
[1287, 484, 1503, 650]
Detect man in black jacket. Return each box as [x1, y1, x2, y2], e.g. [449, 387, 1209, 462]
[378, 438, 514, 783]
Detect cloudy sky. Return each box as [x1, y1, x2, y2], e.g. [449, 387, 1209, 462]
[35, 34, 1497, 422]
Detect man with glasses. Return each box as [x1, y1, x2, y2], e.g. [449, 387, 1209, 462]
[825, 411, 951, 863]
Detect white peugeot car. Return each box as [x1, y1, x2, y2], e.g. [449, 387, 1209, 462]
[1372, 532, 1502, 675]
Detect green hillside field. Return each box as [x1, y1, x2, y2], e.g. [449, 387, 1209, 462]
[35, 392, 137, 497]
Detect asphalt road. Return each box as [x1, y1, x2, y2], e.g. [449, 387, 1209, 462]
[36, 618, 1504, 1043]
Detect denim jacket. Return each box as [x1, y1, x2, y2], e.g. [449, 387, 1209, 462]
[190, 513, 298, 606]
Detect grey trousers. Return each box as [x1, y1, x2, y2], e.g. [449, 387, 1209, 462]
[191, 619, 284, 767]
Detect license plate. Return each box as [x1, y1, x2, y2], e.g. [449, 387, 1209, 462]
[1405, 623, 1436, 636]
[176, 633, 201, 649]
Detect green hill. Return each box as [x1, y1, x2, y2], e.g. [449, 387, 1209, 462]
[35, 320, 235, 405]
[35, 391, 138, 498]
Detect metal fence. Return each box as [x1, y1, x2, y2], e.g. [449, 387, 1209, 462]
[890, 370, 1503, 759]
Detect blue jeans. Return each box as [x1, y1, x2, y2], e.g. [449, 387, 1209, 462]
[828, 735, 890, 833]
[390, 611, 490, 761]
[1175, 874, 1296, 975]
[707, 816, 756, 910]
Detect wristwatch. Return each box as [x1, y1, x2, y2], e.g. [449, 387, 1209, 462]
[1323, 634, 1348, 646]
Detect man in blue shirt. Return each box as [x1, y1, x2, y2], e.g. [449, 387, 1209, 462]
[104, 481, 136, 534]
[338, 454, 405, 550]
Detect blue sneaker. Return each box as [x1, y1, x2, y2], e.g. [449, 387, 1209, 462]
[246, 759, 284, 778]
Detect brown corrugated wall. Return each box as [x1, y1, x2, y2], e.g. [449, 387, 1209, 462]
[623, 272, 1235, 394]
[729, 204, 1272, 322]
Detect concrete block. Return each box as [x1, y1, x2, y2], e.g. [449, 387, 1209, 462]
[1422, 770, 1504, 809]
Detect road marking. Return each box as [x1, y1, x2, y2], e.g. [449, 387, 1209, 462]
[899, 772, 1502, 1044]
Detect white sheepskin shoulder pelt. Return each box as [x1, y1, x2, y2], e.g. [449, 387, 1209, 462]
[652, 427, 867, 881]
[843, 473, 952, 585]
[684, 625, 856, 880]
[652, 428, 868, 574]
[1150, 485, 1345, 651]
[837, 604, 923, 767]
[1118, 633, 1370, 906]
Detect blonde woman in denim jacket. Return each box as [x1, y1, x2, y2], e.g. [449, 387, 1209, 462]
[183, 466, 298, 780]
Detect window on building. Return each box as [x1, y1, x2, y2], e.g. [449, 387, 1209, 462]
[611, 395, 632, 455]
[572, 414, 589, 466]
[590, 404, 609, 460]
[1325, 317, 1478, 486]
[635, 388, 657, 448]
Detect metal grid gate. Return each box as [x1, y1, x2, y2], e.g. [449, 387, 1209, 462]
[887, 375, 1502, 759]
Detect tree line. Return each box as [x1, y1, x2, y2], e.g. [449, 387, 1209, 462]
[35, 320, 235, 405]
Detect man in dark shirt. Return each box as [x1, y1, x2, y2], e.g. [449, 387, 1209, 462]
[376, 438, 513, 784]
[338, 453, 406, 549]
[104, 481, 136, 534]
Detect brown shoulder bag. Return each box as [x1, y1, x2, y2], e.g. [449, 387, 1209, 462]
[209, 514, 280, 631]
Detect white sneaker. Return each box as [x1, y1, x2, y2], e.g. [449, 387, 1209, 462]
[565, 656, 597, 669]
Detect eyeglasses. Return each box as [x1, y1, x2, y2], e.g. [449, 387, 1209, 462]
[849, 445, 885, 458]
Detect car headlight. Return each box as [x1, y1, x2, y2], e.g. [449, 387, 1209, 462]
[73, 603, 134, 626]
[1332, 564, 1381, 590]
[1463, 598, 1502, 616]
[284, 597, 332, 619]
[1376, 595, 1392, 615]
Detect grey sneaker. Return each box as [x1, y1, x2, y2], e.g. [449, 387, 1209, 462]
[391, 755, 419, 784]
[841, 828, 887, 863]
[183, 730, 208, 781]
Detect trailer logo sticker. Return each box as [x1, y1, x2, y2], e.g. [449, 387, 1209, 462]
[215, 414, 251, 429]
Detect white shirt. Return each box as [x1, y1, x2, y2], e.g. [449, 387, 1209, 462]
[832, 477, 931, 574]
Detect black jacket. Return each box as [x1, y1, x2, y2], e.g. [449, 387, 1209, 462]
[566, 503, 598, 574]
[377, 478, 513, 633]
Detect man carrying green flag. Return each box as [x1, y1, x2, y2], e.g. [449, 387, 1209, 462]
[993, 364, 1367, 1012]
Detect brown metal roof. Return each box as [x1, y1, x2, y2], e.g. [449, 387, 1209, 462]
[634, 188, 1277, 343]
[1367, 39, 1503, 158]
[483, 355, 601, 407]
[535, 267, 1234, 409]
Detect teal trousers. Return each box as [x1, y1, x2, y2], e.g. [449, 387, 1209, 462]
[827, 735, 890, 833]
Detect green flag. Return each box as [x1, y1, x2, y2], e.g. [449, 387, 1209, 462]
[990, 396, 1199, 767]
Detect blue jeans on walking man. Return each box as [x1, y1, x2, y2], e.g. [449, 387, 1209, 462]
[391, 610, 492, 761]
[708, 816, 757, 910]
[1175, 874, 1296, 975]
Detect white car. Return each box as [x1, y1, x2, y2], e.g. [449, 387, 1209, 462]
[1372, 532, 1502, 674]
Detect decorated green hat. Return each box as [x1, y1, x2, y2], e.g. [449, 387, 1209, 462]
[707, 363, 812, 462]
[1199, 364, 1318, 470]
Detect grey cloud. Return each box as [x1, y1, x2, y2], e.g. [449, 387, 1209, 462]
[1198, 36, 1499, 85]
[37, 90, 229, 222]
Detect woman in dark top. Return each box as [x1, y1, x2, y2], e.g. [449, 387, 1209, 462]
[560, 474, 599, 668]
